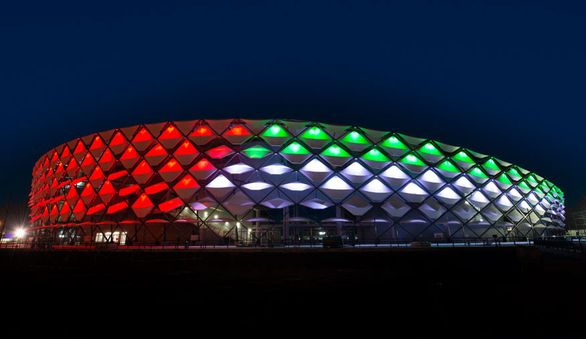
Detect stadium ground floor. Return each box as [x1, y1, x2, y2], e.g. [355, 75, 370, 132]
[26, 219, 565, 248]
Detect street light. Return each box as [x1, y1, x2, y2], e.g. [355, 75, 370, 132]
[14, 228, 26, 239]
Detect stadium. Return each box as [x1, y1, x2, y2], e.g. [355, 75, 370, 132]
[28, 119, 565, 246]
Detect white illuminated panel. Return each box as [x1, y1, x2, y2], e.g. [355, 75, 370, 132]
[399, 182, 428, 203]
[319, 176, 353, 200]
[300, 159, 332, 183]
[483, 181, 501, 198]
[341, 161, 371, 183]
[206, 175, 235, 189]
[260, 164, 292, 175]
[436, 186, 461, 205]
[453, 176, 475, 195]
[205, 174, 235, 199]
[527, 193, 539, 205]
[302, 159, 331, 173]
[534, 204, 546, 216]
[379, 165, 410, 189]
[224, 163, 254, 175]
[419, 169, 443, 184]
[242, 182, 274, 191]
[401, 182, 427, 196]
[495, 195, 513, 210]
[360, 178, 391, 193]
[381, 165, 409, 180]
[507, 187, 522, 202]
[300, 198, 332, 210]
[468, 191, 489, 209]
[359, 178, 392, 202]
[321, 176, 352, 190]
[280, 182, 313, 192]
[519, 200, 531, 213]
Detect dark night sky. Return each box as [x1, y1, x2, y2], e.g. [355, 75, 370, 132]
[1, 0, 585, 207]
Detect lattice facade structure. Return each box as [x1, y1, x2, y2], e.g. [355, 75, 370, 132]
[29, 119, 565, 245]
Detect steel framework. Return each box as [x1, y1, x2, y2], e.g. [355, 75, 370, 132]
[28, 119, 565, 246]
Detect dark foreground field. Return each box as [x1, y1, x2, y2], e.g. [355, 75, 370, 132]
[1, 246, 584, 337]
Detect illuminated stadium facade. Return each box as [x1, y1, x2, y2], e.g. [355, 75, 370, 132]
[29, 119, 565, 246]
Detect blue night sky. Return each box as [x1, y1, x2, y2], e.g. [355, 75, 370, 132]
[1, 0, 585, 206]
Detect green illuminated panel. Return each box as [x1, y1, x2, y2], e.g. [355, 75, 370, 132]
[507, 167, 521, 178]
[527, 174, 538, 184]
[262, 124, 290, 138]
[468, 167, 488, 179]
[497, 173, 512, 185]
[534, 187, 544, 195]
[400, 153, 426, 167]
[438, 159, 460, 173]
[361, 148, 390, 162]
[321, 144, 351, 158]
[483, 158, 500, 172]
[518, 180, 530, 190]
[300, 126, 331, 141]
[281, 142, 310, 155]
[242, 146, 271, 159]
[453, 150, 474, 163]
[381, 135, 408, 150]
[342, 131, 370, 145]
[419, 142, 442, 156]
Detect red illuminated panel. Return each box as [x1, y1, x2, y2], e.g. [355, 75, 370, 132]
[49, 179, 59, 196]
[206, 145, 234, 159]
[80, 154, 97, 176]
[89, 135, 106, 159]
[66, 186, 80, 206]
[159, 124, 183, 149]
[189, 159, 217, 180]
[145, 143, 168, 166]
[87, 203, 105, 216]
[107, 170, 128, 181]
[158, 159, 183, 182]
[98, 149, 116, 172]
[120, 146, 140, 169]
[66, 157, 80, 177]
[224, 125, 250, 137]
[173, 140, 199, 165]
[73, 141, 87, 162]
[173, 174, 200, 200]
[132, 194, 155, 218]
[107, 201, 128, 215]
[158, 197, 184, 212]
[80, 183, 96, 206]
[109, 131, 129, 155]
[50, 205, 59, 223]
[72, 200, 86, 221]
[60, 146, 72, 163]
[191, 125, 213, 137]
[89, 166, 106, 188]
[98, 181, 116, 204]
[59, 202, 71, 221]
[50, 151, 60, 169]
[54, 163, 65, 180]
[223, 124, 252, 144]
[144, 182, 169, 195]
[132, 127, 154, 151]
[119, 184, 140, 197]
[189, 125, 215, 145]
[41, 206, 49, 223]
[131, 160, 155, 184]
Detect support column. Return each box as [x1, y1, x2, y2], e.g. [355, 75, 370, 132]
[283, 206, 289, 244]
